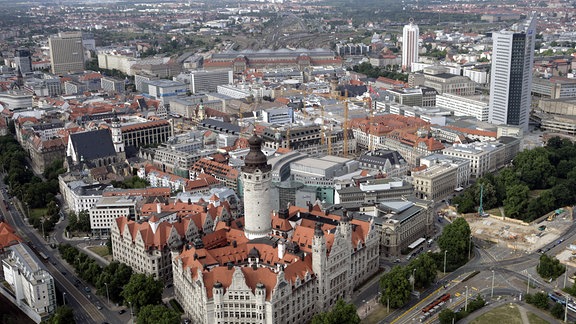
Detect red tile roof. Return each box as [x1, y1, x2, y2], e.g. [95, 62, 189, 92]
[0, 221, 23, 250]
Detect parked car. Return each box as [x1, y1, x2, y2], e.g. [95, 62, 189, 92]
[118, 309, 126, 315]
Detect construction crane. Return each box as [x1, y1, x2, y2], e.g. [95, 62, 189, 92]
[364, 95, 374, 152]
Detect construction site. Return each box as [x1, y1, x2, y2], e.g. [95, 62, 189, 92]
[442, 205, 576, 263]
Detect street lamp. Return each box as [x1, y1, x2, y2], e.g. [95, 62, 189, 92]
[527, 274, 531, 294]
[564, 292, 569, 323]
[129, 301, 133, 322]
[63, 292, 66, 306]
[104, 282, 110, 305]
[412, 268, 417, 291]
[443, 250, 448, 275]
[491, 270, 495, 298]
[465, 286, 469, 312]
[41, 219, 45, 240]
[468, 235, 473, 260]
[564, 267, 569, 289]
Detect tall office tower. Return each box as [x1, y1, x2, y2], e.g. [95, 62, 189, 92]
[488, 14, 537, 131]
[402, 20, 419, 72]
[49, 32, 85, 75]
[14, 48, 32, 74]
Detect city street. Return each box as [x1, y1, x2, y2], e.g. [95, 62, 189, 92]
[0, 174, 124, 324]
[352, 208, 576, 323]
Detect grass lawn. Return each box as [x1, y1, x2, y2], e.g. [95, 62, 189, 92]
[527, 312, 549, 324]
[30, 208, 48, 219]
[469, 304, 522, 324]
[362, 302, 391, 324]
[87, 246, 110, 258]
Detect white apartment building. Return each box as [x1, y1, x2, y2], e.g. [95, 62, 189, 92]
[97, 51, 137, 75]
[463, 68, 488, 85]
[2, 244, 56, 322]
[436, 93, 489, 122]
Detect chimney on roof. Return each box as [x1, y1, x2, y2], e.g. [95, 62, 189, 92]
[308, 202, 313, 212]
[188, 198, 192, 205]
[232, 240, 237, 248]
[227, 262, 233, 270]
[278, 240, 285, 259]
[203, 205, 208, 212]
[193, 253, 198, 260]
[156, 203, 162, 214]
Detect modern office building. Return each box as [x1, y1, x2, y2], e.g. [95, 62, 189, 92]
[532, 77, 576, 100]
[144, 80, 188, 106]
[101, 77, 125, 93]
[176, 69, 233, 94]
[14, 48, 32, 74]
[488, 14, 537, 131]
[402, 20, 419, 72]
[49, 32, 85, 75]
[436, 93, 490, 122]
[89, 195, 143, 236]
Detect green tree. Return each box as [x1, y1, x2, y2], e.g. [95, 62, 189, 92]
[137, 305, 181, 324]
[551, 302, 564, 319]
[537, 254, 566, 280]
[121, 273, 163, 311]
[76, 210, 91, 232]
[311, 298, 360, 324]
[503, 184, 530, 220]
[438, 309, 456, 324]
[437, 218, 471, 270]
[408, 253, 437, 289]
[379, 266, 411, 308]
[67, 211, 78, 231]
[467, 295, 486, 312]
[513, 147, 553, 189]
[49, 305, 75, 324]
[525, 292, 550, 310]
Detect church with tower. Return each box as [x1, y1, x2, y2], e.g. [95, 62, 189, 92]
[171, 134, 380, 324]
[65, 112, 129, 179]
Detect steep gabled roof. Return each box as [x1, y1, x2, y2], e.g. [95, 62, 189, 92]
[69, 129, 116, 160]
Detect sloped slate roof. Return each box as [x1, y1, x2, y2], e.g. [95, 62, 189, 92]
[70, 129, 116, 160]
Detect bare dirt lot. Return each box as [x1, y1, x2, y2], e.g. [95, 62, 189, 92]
[444, 207, 573, 260]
